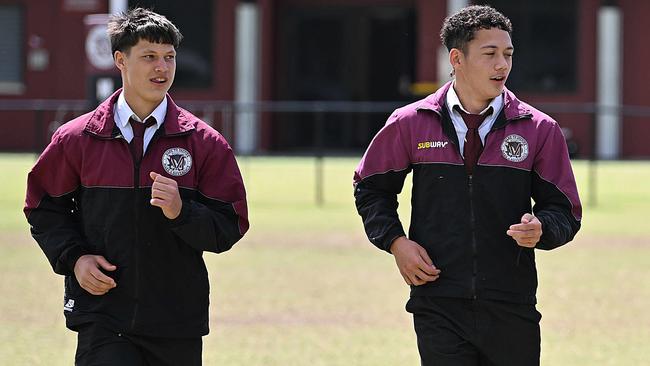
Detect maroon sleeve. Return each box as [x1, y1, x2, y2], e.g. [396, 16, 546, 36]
[24, 129, 89, 275]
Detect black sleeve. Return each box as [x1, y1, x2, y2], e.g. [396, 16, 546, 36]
[25, 130, 90, 275]
[28, 192, 90, 275]
[168, 195, 244, 253]
[531, 123, 582, 250]
[353, 114, 412, 253]
[166, 138, 248, 254]
[354, 170, 410, 252]
[532, 172, 581, 250]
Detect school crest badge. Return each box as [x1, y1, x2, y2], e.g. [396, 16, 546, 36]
[162, 147, 192, 176]
[500, 134, 529, 162]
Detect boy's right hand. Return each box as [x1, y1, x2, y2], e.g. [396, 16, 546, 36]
[73, 255, 117, 295]
[390, 236, 441, 286]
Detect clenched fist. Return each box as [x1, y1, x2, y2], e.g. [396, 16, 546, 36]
[150, 171, 182, 219]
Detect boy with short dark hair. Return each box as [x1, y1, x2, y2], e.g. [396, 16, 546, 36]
[25, 8, 248, 365]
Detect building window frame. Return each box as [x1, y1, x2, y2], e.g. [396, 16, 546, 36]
[474, 0, 579, 93]
[0, 5, 25, 95]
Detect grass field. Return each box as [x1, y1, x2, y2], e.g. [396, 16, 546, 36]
[1, 154, 649, 365]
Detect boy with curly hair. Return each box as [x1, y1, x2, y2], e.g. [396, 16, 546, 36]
[354, 5, 581, 365]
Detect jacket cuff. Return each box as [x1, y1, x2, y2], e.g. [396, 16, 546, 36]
[378, 226, 406, 253]
[534, 214, 556, 250]
[168, 199, 191, 227]
[59, 245, 90, 274]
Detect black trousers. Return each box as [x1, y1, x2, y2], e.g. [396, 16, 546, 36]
[406, 296, 541, 366]
[74, 323, 202, 366]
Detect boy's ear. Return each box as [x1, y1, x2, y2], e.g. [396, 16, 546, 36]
[114, 50, 126, 71]
[449, 48, 462, 68]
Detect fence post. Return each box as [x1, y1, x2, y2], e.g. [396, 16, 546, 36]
[34, 110, 44, 153]
[588, 112, 598, 207]
[314, 110, 325, 206]
[221, 105, 234, 144]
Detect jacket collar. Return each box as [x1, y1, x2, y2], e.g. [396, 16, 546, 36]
[114, 91, 167, 129]
[415, 80, 532, 121]
[84, 88, 196, 138]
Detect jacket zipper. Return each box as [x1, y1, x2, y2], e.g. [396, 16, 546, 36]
[105, 133, 141, 330]
[129, 132, 167, 330]
[441, 111, 478, 299]
[131, 141, 141, 331]
[468, 174, 477, 299]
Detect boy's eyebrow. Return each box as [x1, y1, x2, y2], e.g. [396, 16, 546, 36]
[480, 45, 515, 50]
[139, 48, 177, 54]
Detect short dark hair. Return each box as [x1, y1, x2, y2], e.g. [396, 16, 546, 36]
[107, 8, 183, 55]
[440, 5, 512, 53]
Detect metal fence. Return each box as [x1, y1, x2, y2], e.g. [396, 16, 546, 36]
[2, 98, 649, 206]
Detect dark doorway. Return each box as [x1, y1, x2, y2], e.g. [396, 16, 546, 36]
[128, 0, 213, 89]
[273, 4, 416, 152]
[474, 0, 578, 93]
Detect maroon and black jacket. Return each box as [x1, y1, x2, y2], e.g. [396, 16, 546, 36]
[24, 90, 249, 338]
[354, 82, 581, 304]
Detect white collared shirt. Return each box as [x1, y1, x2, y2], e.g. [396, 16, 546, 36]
[446, 82, 504, 157]
[114, 92, 167, 155]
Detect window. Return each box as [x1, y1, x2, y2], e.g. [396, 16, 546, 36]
[129, 0, 213, 89]
[475, 0, 578, 93]
[0, 5, 24, 94]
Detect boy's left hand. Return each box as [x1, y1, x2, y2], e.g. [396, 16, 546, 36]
[507, 213, 542, 248]
[150, 172, 182, 219]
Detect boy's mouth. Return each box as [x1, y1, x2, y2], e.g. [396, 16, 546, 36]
[150, 77, 168, 84]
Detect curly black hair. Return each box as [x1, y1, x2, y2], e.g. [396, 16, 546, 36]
[440, 5, 512, 53]
[108, 8, 183, 55]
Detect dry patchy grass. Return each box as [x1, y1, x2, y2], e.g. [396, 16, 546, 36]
[2, 230, 649, 365]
